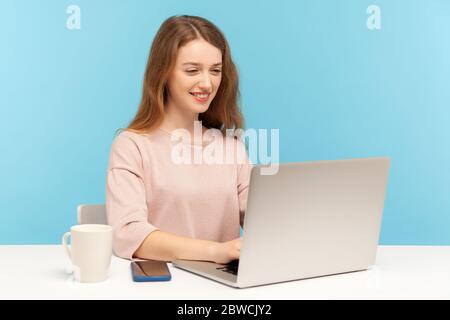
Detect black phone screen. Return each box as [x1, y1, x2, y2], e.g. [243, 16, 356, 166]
[134, 260, 170, 276]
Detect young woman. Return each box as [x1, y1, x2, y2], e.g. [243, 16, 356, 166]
[106, 15, 252, 264]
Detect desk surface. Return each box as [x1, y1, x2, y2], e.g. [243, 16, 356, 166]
[1, 245, 449, 299]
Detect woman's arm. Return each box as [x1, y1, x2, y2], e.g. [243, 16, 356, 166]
[133, 230, 241, 264]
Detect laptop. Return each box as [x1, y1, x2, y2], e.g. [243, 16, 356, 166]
[172, 157, 390, 288]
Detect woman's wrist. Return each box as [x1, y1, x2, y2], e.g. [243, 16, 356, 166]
[205, 241, 221, 263]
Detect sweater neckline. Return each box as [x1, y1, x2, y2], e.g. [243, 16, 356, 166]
[157, 128, 213, 146]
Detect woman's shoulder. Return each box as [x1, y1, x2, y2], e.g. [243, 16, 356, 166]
[111, 130, 140, 147]
[222, 132, 246, 149]
[109, 129, 167, 163]
[113, 128, 165, 145]
[220, 132, 252, 164]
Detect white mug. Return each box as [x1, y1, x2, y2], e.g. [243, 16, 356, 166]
[62, 224, 113, 283]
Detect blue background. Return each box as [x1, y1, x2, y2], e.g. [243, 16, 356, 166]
[1, 0, 449, 244]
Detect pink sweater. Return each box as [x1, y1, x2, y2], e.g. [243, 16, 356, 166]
[105, 129, 252, 260]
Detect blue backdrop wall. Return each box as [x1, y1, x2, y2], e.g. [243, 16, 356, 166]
[1, 0, 449, 244]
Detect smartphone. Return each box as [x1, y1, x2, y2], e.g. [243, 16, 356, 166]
[131, 260, 172, 282]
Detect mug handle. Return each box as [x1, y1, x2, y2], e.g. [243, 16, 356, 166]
[62, 232, 72, 261]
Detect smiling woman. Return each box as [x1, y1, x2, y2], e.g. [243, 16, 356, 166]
[123, 15, 243, 135]
[106, 15, 252, 264]
[165, 38, 223, 118]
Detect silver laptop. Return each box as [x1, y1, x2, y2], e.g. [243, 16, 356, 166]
[172, 157, 390, 288]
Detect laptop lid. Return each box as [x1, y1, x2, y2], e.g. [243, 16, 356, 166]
[236, 157, 390, 288]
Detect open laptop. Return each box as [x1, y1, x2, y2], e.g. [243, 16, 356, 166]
[172, 157, 390, 288]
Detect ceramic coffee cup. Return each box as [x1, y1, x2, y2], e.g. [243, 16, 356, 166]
[62, 224, 113, 283]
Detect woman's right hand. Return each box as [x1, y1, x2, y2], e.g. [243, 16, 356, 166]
[211, 237, 242, 264]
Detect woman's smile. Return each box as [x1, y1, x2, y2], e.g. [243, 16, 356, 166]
[190, 92, 210, 103]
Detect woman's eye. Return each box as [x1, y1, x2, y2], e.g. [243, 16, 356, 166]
[185, 69, 221, 74]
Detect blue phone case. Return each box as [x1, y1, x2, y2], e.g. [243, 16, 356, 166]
[131, 261, 172, 282]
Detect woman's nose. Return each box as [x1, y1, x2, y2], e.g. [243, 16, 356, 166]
[198, 72, 212, 90]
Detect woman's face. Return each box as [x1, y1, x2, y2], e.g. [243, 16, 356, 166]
[166, 38, 222, 115]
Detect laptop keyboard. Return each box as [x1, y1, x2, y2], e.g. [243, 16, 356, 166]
[216, 259, 239, 275]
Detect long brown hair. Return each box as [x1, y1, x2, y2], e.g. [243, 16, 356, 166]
[119, 15, 244, 135]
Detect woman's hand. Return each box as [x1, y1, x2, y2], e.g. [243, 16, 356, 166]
[210, 237, 242, 264]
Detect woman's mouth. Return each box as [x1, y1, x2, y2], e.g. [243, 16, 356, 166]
[190, 92, 210, 103]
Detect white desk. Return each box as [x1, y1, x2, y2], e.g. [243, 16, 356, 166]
[1, 245, 449, 299]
